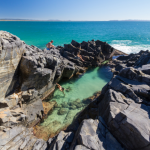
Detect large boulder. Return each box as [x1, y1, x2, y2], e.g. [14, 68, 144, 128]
[134, 50, 150, 67]
[99, 89, 150, 150]
[48, 131, 74, 150]
[0, 31, 25, 102]
[70, 118, 125, 150]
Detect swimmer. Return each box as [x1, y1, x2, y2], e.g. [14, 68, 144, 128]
[56, 83, 65, 96]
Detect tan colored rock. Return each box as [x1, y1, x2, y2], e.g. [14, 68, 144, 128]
[42, 101, 56, 116]
[0, 107, 16, 125]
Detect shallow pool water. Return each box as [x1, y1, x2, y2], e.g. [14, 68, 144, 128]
[52, 66, 112, 103]
[36, 66, 113, 139]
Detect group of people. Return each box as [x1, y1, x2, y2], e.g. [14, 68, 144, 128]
[46, 40, 84, 95]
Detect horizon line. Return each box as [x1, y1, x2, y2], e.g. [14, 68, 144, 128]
[0, 19, 150, 22]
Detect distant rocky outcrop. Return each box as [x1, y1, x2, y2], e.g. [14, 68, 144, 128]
[0, 31, 133, 150]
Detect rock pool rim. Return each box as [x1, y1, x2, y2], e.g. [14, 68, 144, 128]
[32, 67, 100, 126]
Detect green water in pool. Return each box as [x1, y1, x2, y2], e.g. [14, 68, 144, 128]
[39, 66, 112, 136]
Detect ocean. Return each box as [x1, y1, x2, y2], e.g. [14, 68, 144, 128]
[0, 21, 150, 54]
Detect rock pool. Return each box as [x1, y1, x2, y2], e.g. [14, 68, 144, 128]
[34, 66, 113, 140]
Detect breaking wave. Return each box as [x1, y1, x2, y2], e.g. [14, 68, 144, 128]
[110, 40, 150, 54]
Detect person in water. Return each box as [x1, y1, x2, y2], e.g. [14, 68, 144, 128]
[46, 40, 55, 50]
[75, 51, 84, 61]
[56, 83, 65, 96]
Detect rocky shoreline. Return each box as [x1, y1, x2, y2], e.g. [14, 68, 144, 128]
[1, 31, 149, 150]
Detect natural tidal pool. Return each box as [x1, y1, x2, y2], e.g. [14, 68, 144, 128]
[34, 66, 113, 140]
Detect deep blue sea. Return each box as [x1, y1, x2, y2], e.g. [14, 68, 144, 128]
[0, 21, 150, 54]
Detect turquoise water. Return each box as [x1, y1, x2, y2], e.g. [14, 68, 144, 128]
[0, 21, 150, 53]
[52, 66, 112, 105]
[35, 66, 112, 138]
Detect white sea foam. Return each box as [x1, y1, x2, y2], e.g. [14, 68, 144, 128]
[111, 40, 132, 45]
[110, 40, 150, 54]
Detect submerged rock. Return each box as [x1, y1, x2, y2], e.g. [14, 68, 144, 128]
[75, 98, 81, 103]
[58, 108, 69, 115]
[61, 102, 69, 108]
[54, 103, 62, 108]
[70, 105, 77, 110]
[66, 86, 72, 92]
[63, 110, 77, 125]
[76, 103, 83, 108]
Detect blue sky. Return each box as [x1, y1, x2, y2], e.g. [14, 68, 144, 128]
[0, 0, 150, 21]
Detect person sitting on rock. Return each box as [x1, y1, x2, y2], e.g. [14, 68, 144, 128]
[46, 40, 55, 50]
[56, 83, 65, 96]
[75, 51, 84, 61]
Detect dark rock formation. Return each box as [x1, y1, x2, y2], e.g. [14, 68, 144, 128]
[61, 39, 126, 68]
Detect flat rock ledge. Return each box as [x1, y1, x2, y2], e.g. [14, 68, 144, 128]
[3, 31, 149, 150]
